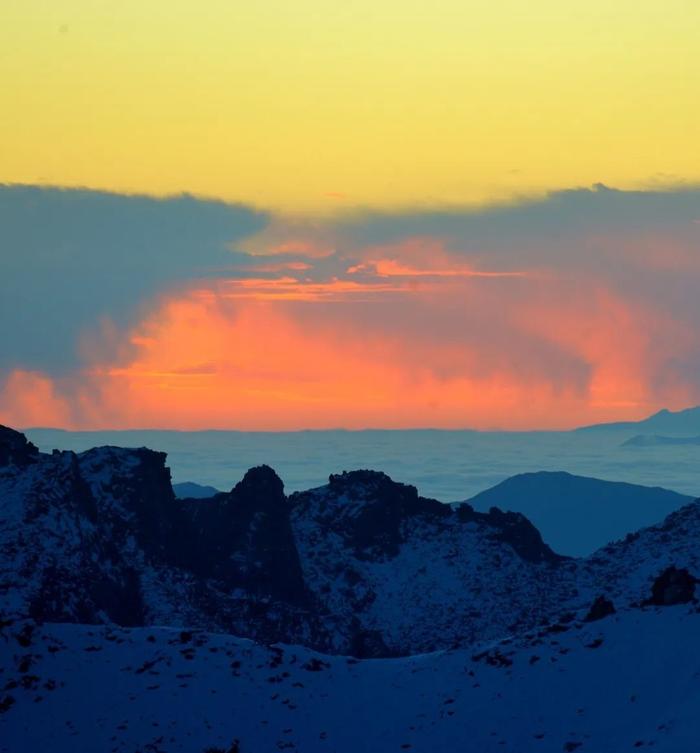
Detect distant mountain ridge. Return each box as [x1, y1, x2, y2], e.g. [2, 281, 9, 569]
[23, 423, 700, 503]
[172, 481, 220, 498]
[576, 405, 700, 433]
[622, 434, 700, 448]
[467, 471, 693, 556]
[24, 403, 700, 436]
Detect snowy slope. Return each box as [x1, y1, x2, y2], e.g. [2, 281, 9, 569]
[579, 500, 700, 607]
[2, 604, 700, 753]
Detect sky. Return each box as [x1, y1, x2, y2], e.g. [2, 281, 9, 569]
[1, 2, 699, 430]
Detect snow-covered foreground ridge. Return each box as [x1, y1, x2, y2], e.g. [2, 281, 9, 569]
[3, 605, 700, 753]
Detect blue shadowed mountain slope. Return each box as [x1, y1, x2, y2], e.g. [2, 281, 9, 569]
[467, 471, 694, 556]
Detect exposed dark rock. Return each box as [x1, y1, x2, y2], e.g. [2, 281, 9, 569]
[301, 657, 330, 671]
[472, 648, 513, 667]
[456, 501, 563, 563]
[454, 501, 478, 523]
[0, 695, 16, 714]
[486, 507, 564, 564]
[232, 464, 284, 500]
[182, 465, 308, 607]
[349, 627, 394, 659]
[82, 446, 179, 553]
[202, 743, 240, 753]
[0, 425, 39, 468]
[645, 566, 697, 606]
[321, 470, 449, 560]
[584, 596, 616, 622]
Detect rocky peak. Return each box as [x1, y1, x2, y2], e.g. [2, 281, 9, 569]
[0, 425, 39, 468]
[179, 464, 306, 608]
[328, 469, 413, 498]
[230, 464, 285, 505]
[76, 446, 177, 552]
[325, 470, 447, 517]
[291, 469, 450, 561]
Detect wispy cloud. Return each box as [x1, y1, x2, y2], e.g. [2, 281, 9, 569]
[346, 259, 526, 279]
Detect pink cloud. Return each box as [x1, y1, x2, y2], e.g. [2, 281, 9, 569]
[3, 260, 696, 430]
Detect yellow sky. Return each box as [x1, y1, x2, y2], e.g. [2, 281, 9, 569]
[2, 0, 699, 214]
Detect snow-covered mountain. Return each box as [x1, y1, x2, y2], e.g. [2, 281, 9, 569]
[3, 424, 700, 750]
[1, 425, 574, 657]
[3, 423, 700, 656]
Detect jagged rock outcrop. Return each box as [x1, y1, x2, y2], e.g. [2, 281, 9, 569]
[182, 465, 306, 604]
[1, 436, 324, 647]
[0, 426, 39, 468]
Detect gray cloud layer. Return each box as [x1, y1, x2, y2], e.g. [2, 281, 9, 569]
[330, 184, 700, 250]
[0, 185, 267, 372]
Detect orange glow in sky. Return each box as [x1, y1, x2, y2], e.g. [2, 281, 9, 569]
[2, 246, 696, 431]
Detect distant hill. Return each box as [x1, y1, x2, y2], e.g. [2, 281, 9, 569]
[467, 471, 693, 556]
[622, 434, 700, 448]
[576, 405, 700, 434]
[172, 481, 221, 499]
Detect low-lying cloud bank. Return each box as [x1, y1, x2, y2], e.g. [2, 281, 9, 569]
[1, 183, 699, 429]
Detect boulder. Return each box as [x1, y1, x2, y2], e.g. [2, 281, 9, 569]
[584, 595, 616, 622]
[646, 566, 697, 606]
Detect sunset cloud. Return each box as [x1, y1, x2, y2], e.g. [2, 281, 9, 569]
[0, 289, 601, 430]
[2, 184, 700, 430]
